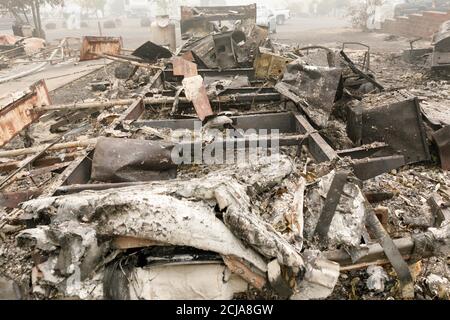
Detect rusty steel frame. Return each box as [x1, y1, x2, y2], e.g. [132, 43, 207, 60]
[79, 36, 123, 62]
[0, 80, 50, 147]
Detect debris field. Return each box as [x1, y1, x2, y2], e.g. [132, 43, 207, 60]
[0, 4, 449, 300]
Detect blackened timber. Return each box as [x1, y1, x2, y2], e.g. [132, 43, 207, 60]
[325, 237, 414, 266]
[293, 114, 338, 163]
[336, 144, 390, 159]
[36, 92, 281, 113]
[352, 155, 405, 180]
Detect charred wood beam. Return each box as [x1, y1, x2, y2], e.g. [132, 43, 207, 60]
[35, 92, 280, 113]
[336, 143, 390, 159]
[0, 152, 80, 173]
[0, 139, 97, 158]
[352, 155, 405, 181]
[0, 138, 62, 190]
[365, 200, 414, 298]
[325, 237, 414, 266]
[293, 114, 338, 163]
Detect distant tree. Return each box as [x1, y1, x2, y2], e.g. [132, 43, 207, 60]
[0, 0, 62, 38]
[0, 0, 62, 24]
[79, 0, 106, 15]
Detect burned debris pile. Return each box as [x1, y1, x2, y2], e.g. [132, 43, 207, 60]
[0, 6, 449, 301]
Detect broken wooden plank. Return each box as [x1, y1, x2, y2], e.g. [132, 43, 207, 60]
[365, 200, 414, 298]
[0, 139, 97, 158]
[0, 152, 80, 173]
[0, 138, 61, 190]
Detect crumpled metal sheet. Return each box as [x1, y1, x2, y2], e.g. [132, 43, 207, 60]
[91, 137, 177, 183]
[277, 61, 342, 127]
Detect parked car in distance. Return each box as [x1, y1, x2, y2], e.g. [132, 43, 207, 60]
[257, 5, 277, 33]
[274, 9, 290, 25]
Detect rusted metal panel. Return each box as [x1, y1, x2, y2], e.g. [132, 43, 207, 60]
[433, 125, 450, 170]
[0, 80, 50, 147]
[172, 56, 198, 77]
[182, 75, 214, 121]
[180, 51, 195, 62]
[79, 36, 123, 61]
[347, 96, 430, 164]
[0, 189, 42, 208]
[254, 48, 293, 80]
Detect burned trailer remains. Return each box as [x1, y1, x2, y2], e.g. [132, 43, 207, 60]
[1, 13, 450, 302]
[432, 20, 450, 70]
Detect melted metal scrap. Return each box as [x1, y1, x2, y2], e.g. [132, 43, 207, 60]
[91, 137, 177, 183]
[276, 61, 342, 128]
[304, 170, 366, 249]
